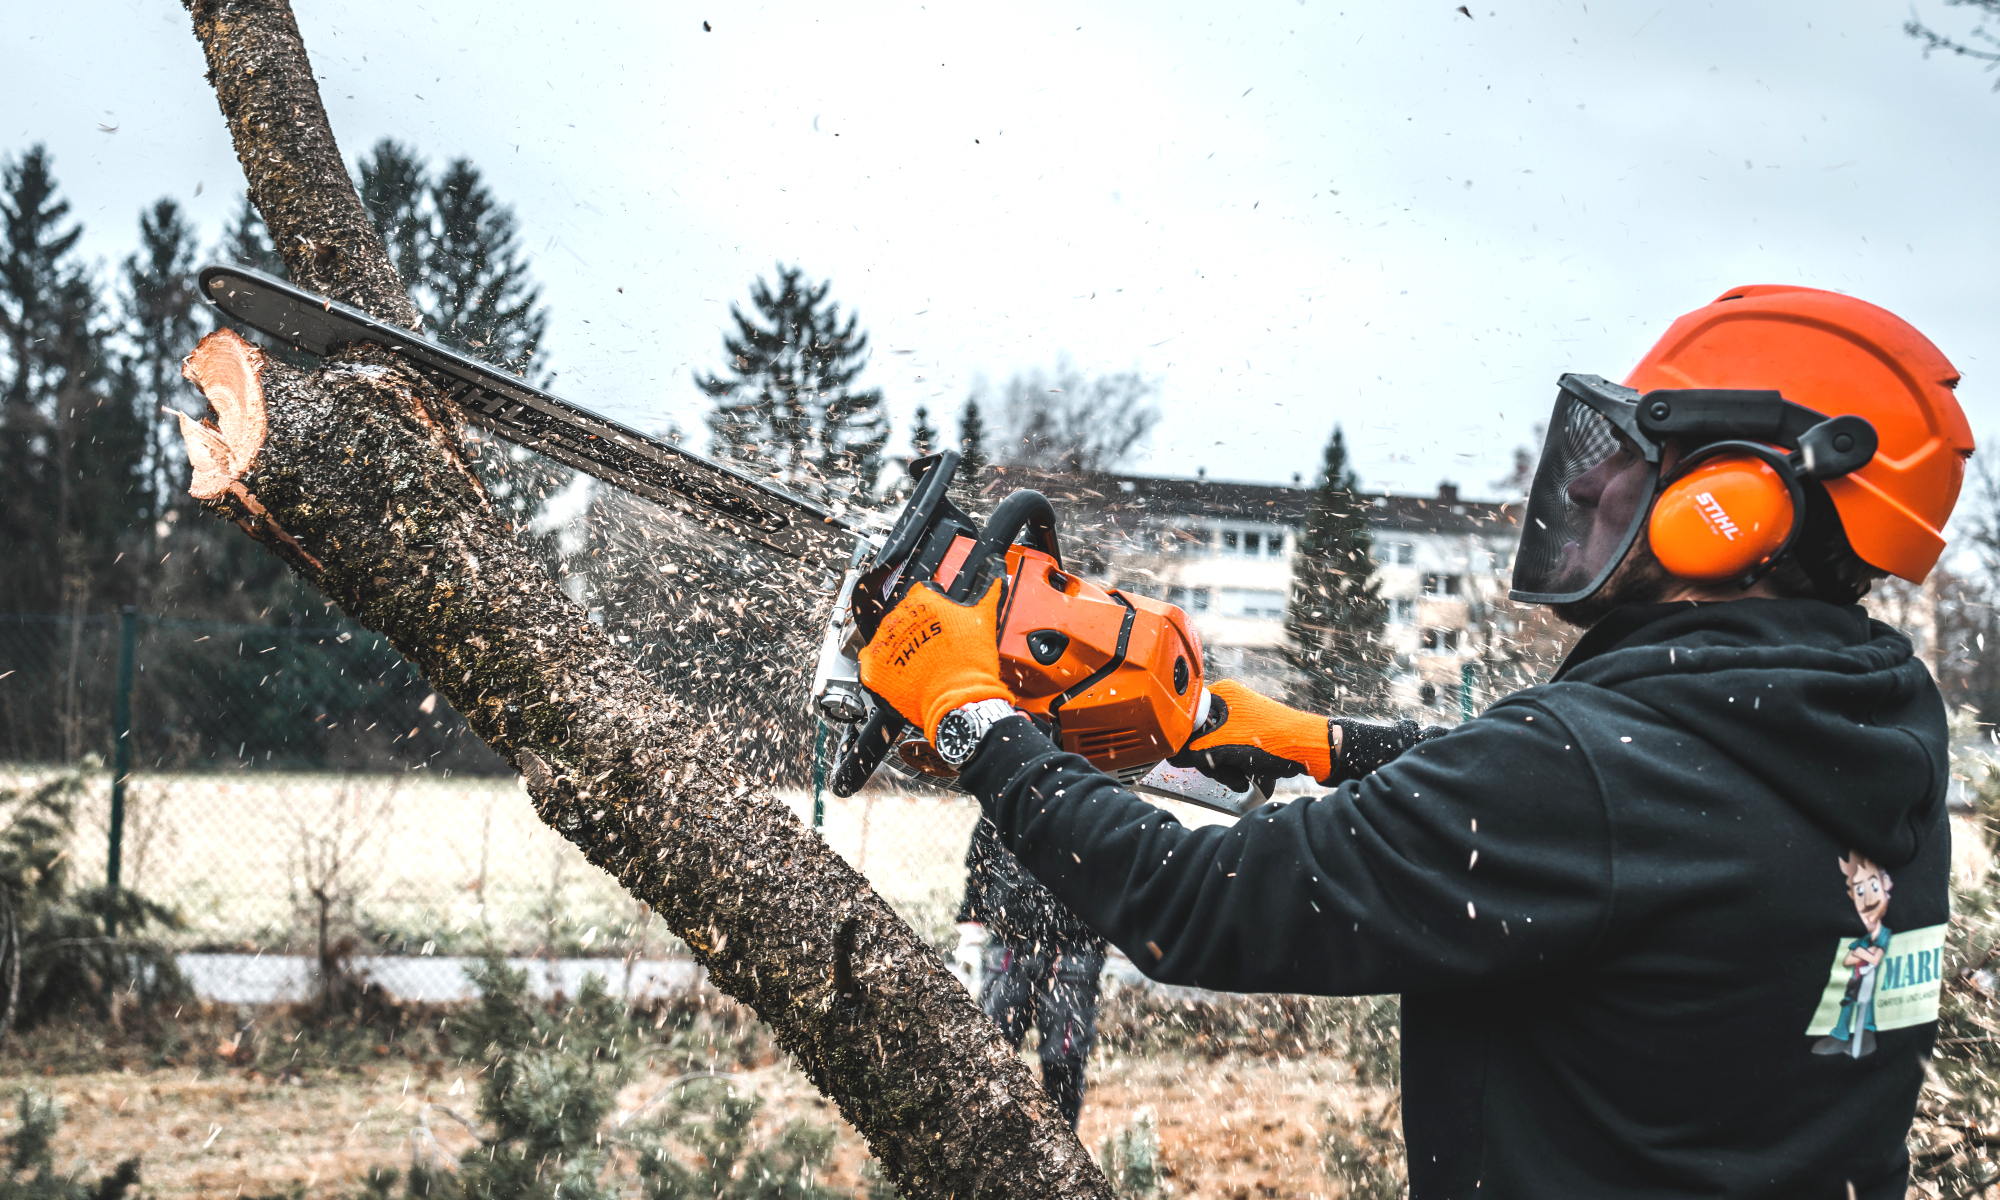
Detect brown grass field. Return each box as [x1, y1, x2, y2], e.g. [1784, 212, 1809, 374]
[5, 1049, 1383, 1199]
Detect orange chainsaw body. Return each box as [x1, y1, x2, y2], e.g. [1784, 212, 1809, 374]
[891, 537, 1206, 783]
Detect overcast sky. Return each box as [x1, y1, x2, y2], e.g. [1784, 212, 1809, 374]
[11, 0, 2000, 499]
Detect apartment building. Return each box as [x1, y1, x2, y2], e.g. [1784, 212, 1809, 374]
[989, 467, 1523, 718]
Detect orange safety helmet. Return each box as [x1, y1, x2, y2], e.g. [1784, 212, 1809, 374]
[1626, 285, 1973, 585]
[1508, 286, 1973, 607]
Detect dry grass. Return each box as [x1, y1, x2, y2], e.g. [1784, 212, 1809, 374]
[9, 1050, 1381, 1199]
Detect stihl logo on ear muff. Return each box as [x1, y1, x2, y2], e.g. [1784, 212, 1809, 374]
[1649, 456, 1796, 583]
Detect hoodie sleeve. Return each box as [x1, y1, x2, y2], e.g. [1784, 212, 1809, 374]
[957, 704, 1613, 996]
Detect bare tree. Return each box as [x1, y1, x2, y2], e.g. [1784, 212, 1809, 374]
[171, 4, 1107, 1197]
[1908, 0, 2000, 87]
[993, 360, 1160, 475]
[291, 775, 396, 1014]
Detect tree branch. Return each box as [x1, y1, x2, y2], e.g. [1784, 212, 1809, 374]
[178, 3, 1111, 1196]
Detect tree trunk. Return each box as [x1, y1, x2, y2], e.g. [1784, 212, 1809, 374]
[177, 3, 1113, 1197]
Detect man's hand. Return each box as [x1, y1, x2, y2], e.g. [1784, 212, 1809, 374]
[857, 577, 1010, 742]
[1168, 679, 1338, 793]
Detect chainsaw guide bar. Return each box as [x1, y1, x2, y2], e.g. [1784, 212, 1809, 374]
[197, 264, 864, 566]
[201, 265, 1262, 821]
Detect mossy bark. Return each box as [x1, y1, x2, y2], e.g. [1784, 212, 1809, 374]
[179, 2, 1114, 1196]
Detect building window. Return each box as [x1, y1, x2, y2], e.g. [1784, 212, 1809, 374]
[1422, 628, 1461, 652]
[1167, 585, 1211, 613]
[1422, 573, 1462, 597]
[1389, 598, 1415, 625]
[1216, 525, 1287, 557]
[1380, 540, 1414, 565]
[1218, 587, 1287, 620]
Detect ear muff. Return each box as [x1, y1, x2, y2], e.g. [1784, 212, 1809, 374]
[1647, 446, 1804, 584]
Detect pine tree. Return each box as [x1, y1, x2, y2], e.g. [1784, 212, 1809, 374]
[356, 138, 425, 294]
[116, 198, 204, 520]
[428, 157, 547, 374]
[699, 264, 889, 508]
[351, 141, 563, 568]
[0, 146, 140, 618]
[886, 403, 942, 504]
[910, 404, 939, 459]
[354, 141, 548, 375]
[955, 396, 990, 508]
[218, 192, 285, 278]
[1285, 425, 1392, 714]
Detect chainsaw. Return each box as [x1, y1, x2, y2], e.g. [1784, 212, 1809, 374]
[198, 263, 1270, 816]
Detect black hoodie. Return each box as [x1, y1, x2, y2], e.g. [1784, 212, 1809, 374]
[959, 599, 1950, 1199]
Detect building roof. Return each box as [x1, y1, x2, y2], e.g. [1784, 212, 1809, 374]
[985, 467, 1522, 537]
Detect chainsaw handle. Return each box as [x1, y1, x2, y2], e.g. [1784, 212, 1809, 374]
[946, 489, 1061, 601]
[877, 450, 962, 572]
[828, 703, 906, 798]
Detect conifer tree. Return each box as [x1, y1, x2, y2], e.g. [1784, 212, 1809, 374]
[116, 198, 204, 519]
[354, 141, 548, 376]
[218, 192, 285, 278]
[1285, 425, 1392, 714]
[0, 146, 140, 617]
[357, 138, 425, 294]
[428, 158, 547, 374]
[351, 140, 562, 567]
[955, 396, 990, 508]
[886, 403, 941, 504]
[699, 264, 889, 508]
[910, 404, 939, 459]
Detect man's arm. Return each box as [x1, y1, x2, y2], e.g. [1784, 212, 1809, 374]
[959, 703, 1614, 997]
[1169, 679, 1448, 793]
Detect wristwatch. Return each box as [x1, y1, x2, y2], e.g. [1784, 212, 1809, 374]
[934, 698, 1020, 768]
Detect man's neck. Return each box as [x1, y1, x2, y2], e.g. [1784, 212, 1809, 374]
[1656, 577, 1788, 605]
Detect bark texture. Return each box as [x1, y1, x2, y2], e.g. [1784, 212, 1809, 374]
[180, 3, 1114, 1197]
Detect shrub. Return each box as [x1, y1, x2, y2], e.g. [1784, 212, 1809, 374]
[1099, 1107, 1162, 1197]
[353, 958, 840, 1199]
[0, 771, 188, 1037]
[0, 1089, 140, 1200]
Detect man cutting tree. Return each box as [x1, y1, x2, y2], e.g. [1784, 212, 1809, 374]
[856, 285, 1972, 1198]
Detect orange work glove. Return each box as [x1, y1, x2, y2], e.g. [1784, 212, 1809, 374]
[1168, 679, 1338, 791]
[857, 576, 1011, 742]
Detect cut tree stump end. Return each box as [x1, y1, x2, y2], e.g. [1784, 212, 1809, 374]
[178, 328, 269, 500]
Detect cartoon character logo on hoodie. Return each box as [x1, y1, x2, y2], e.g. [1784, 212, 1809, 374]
[1813, 852, 1895, 1059]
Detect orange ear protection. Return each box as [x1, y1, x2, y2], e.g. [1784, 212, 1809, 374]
[1635, 393, 1881, 589]
[1647, 445, 1806, 584]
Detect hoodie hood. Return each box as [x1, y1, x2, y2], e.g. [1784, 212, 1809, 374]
[1552, 599, 1947, 868]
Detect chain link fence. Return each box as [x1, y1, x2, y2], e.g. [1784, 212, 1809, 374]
[0, 612, 985, 1001]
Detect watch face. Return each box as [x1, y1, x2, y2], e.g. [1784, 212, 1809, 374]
[936, 713, 976, 766]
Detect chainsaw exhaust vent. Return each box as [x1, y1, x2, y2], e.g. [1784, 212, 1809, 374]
[1074, 728, 1149, 760]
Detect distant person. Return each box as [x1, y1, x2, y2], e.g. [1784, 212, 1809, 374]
[863, 286, 1971, 1197]
[950, 817, 1106, 1129]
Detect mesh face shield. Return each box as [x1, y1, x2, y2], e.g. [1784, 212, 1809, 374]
[1508, 375, 1665, 605]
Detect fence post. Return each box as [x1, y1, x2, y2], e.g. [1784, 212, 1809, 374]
[106, 606, 137, 937]
[811, 720, 828, 829]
